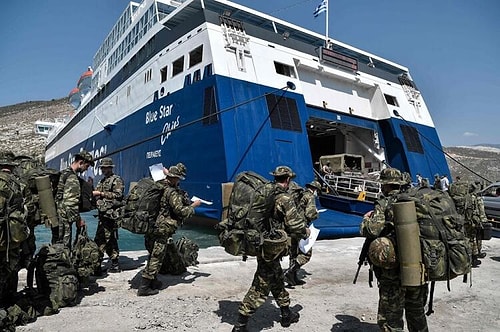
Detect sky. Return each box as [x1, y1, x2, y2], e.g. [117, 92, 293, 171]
[0, 0, 498, 147]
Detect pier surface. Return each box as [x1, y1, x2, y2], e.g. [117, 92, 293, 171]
[17, 237, 500, 331]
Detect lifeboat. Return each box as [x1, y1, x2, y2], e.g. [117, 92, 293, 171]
[68, 87, 81, 109]
[77, 67, 93, 96]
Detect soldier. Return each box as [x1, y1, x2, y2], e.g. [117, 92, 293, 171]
[284, 180, 320, 287]
[53, 150, 94, 249]
[138, 165, 201, 296]
[92, 157, 125, 273]
[360, 168, 429, 332]
[232, 166, 309, 332]
[0, 158, 28, 308]
[471, 185, 488, 266]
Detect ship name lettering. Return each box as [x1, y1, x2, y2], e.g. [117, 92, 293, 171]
[146, 150, 162, 158]
[161, 115, 180, 145]
[159, 104, 173, 119]
[145, 110, 158, 124]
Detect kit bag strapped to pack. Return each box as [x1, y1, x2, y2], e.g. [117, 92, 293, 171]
[27, 243, 79, 310]
[121, 177, 164, 234]
[396, 186, 471, 286]
[72, 225, 101, 283]
[217, 171, 278, 259]
[56, 169, 96, 213]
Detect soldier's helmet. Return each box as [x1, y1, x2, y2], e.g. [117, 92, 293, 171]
[368, 237, 398, 269]
[99, 157, 115, 168]
[75, 150, 95, 166]
[176, 162, 187, 176]
[306, 180, 322, 192]
[166, 165, 185, 180]
[270, 166, 296, 178]
[379, 168, 404, 185]
[0, 150, 15, 161]
[401, 172, 412, 186]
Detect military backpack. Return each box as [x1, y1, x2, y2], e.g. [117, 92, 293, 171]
[217, 171, 282, 258]
[72, 225, 101, 281]
[160, 236, 199, 275]
[56, 169, 96, 213]
[0, 172, 29, 251]
[27, 243, 79, 310]
[396, 186, 471, 283]
[121, 177, 164, 234]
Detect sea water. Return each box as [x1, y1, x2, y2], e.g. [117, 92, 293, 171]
[34, 210, 220, 251]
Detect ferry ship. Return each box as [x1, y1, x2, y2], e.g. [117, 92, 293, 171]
[45, 0, 450, 238]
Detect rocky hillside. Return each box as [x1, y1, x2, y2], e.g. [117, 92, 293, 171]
[0, 99, 499, 183]
[0, 98, 72, 160]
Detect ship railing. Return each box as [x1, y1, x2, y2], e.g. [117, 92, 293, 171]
[323, 174, 381, 202]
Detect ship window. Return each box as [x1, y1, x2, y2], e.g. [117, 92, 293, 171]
[384, 94, 399, 107]
[189, 45, 203, 68]
[400, 125, 423, 153]
[160, 65, 168, 83]
[193, 69, 201, 82]
[266, 94, 302, 132]
[274, 62, 296, 78]
[172, 56, 184, 77]
[203, 86, 219, 125]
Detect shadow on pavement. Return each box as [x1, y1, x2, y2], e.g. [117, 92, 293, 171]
[331, 314, 379, 331]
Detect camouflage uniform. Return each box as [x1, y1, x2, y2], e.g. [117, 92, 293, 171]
[53, 150, 94, 250]
[468, 194, 487, 261]
[235, 166, 307, 331]
[360, 168, 429, 332]
[140, 166, 195, 293]
[0, 162, 26, 308]
[285, 180, 320, 286]
[94, 160, 124, 271]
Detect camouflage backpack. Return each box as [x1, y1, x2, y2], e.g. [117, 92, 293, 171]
[27, 243, 79, 310]
[72, 225, 101, 282]
[160, 236, 199, 275]
[449, 181, 482, 226]
[121, 177, 165, 234]
[56, 168, 96, 213]
[0, 172, 29, 251]
[217, 171, 277, 258]
[395, 186, 471, 284]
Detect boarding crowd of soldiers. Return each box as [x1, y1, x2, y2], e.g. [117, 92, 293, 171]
[0, 147, 491, 331]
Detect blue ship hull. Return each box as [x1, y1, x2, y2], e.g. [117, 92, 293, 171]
[46, 75, 450, 238]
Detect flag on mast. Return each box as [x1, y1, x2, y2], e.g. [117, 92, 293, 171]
[313, 0, 327, 18]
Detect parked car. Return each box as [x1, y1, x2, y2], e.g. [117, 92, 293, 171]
[478, 182, 500, 230]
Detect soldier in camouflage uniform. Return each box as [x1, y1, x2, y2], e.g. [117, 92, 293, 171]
[233, 166, 309, 332]
[0, 158, 28, 308]
[138, 165, 201, 296]
[360, 168, 429, 332]
[53, 150, 94, 250]
[92, 157, 124, 273]
[284, 180, 320, 286]
[470, 185, 488, 266]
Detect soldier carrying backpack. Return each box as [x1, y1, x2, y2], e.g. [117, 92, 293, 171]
[0, 157, 29, 308]
[231, 166, 309, 332]
[138, 165, 201, 297]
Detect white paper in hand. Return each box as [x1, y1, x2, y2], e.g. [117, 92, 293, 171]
[149, 163, 166, 182]
[299, 224, 320, 254]
[191, 195, 213, 205]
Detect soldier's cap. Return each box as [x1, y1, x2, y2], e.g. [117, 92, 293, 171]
[270, 165, 296, 178]
[0, 158, 19, 167]
[13, 155, 33, 161]
[166, 165, 185, 180]
[306, 180, 322, 192]
[75, 150, 95, 166]
[379, 168, 404, 185]
[99, 157, 114, 168]
[176, 162, 187, 176]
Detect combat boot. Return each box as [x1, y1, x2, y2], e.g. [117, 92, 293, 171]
[151, 278, 163, 290]
[108, 258, 122, 273]
[231, 314, 249, 332]
[137, 277, 159, 296]
[284, 268, 297, 287]
[280, 306, 299, 328]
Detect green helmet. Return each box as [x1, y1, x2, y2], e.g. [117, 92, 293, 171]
[368, 237, 398, 269]
[99, 157, 115, 168]
[166, 165, 185, 180]
[306, 180, 322, 192]
[176, 162, 187, 176]
[379, 168, 403, 185]
[270, 165, 296, 178]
